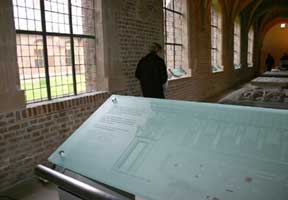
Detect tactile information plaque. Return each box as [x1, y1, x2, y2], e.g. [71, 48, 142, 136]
[49, 95, 288, 200]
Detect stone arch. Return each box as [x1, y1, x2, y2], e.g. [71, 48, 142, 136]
[260, 19, 288, 72]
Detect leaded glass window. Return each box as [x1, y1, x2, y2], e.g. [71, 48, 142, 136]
[13, 0, 96, 103]
[211, 3, 223, 73]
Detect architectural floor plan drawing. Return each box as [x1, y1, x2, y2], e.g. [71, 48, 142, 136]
[49, 95, 288, 200]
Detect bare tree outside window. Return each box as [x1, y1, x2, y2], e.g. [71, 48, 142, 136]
[34, 39, 44, 68]
[65, 40, 72, 66]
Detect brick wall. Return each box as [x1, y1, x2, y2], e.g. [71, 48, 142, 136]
[0, 0, 259, 192]
[117, 0, 164, 96]
[0, 92, 110, 191]
[0, 0, 165, 192]
[167, 0, 257, 101]
[114, 0, 257, 102]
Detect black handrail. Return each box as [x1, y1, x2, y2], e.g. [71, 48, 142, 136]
[35, 165, 130, 200]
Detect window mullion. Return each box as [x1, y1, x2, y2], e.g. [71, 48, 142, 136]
[68, 0, 77, 95]
[173, 0, 176, 69]
[164, 7, 167, 64]
[163, 1, 183, 71]
[40, 0, 52, 100]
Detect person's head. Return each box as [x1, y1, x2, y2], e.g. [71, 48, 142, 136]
[149, 42, 162, 54]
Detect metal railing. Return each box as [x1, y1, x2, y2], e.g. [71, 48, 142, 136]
[35, 165, 131, 200]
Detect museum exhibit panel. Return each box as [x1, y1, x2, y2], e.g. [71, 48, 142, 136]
[35, 95, 288, 200]
[2, 0, 288, 199]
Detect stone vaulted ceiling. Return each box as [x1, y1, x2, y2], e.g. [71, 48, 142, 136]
[242, 0, 288, 42]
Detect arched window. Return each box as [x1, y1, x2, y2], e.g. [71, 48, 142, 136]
[164, 0, 188, 78]
[248, 28, 254, 67]
[234, 17, 241, 69]
[211, 0, 223, 73]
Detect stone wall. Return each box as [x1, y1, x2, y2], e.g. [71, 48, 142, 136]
[0, 0, 25, 112]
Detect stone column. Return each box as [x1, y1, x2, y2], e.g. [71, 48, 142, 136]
[95, 0, 126, 92]
[222, 12, 234, 73]
[0, 0, 25, 112]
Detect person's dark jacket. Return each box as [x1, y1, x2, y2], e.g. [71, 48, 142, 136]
[135, 53, 168, 98]
[265, 55, 275, 71]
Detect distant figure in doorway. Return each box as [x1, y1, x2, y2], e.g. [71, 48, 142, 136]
[265, 53, 275, 71]
[280, 53, 288, 70]
[135, 43, 168, 99]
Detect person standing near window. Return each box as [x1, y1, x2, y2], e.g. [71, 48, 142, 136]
[135, 43, 168, 99]
[265, 53, 275, 71]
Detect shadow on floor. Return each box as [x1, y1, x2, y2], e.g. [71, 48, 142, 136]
[0, 177, 59, 200]
[0, 177, 143, 200]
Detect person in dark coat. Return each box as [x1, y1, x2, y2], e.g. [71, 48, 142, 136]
[265, 53, 275, 71]
[135, 43, 168, 99]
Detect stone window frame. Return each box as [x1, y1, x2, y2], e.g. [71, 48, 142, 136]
[211, 1, 223, 73]
[234, 17, 241, 70]
[247, 27, 254, 68]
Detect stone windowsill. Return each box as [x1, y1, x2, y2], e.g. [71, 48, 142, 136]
[17, 91, 112, 118]
[168, 74, 192, 82]
[212, 70, 224, 74]
[168, 68, 192, 82]
[27, 91, 109, 109]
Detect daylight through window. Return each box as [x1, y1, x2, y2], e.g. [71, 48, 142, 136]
[13, 0, 96, 103]
[163, 0, 184, 75]
[234, 17, 241, 69]
[211, 3, 223, 73]
[248, 28, 254, 68]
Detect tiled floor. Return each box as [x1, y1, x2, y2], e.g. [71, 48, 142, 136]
[204, 83, 248, 103]
[0, 177, 143, 200]
[0, 178, 59, 200]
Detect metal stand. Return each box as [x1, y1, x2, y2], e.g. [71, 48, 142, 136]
[35, 165, 133, 200]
